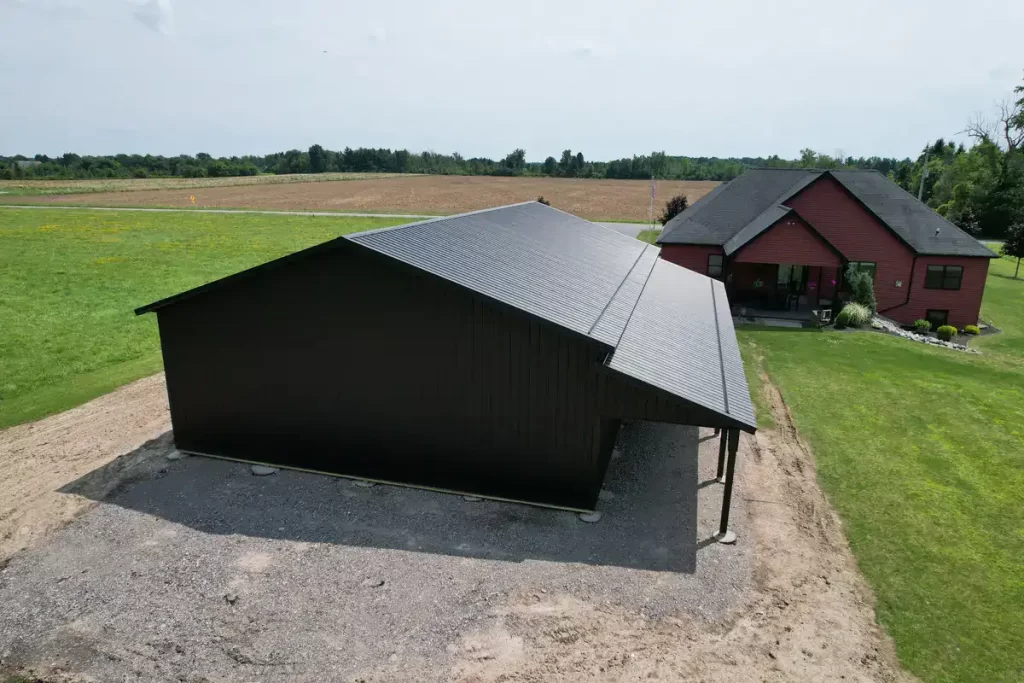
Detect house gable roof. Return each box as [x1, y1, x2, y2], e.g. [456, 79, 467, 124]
[658, 169, 996, 258]
[137, 202, 756, 432]
[728, 209, 845, 266]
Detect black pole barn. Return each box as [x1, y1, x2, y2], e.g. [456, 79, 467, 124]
[137, 202, 756, 512]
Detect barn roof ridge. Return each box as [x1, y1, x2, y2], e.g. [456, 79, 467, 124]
[138, 201, 756, 431]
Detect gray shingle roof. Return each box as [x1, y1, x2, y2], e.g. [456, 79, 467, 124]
[658, 169, 996, 258]
[722, 204, 792, 256]
[830, 170, 996, 257]
[658, 169, 816, 245]
[137, 202, 756, 432]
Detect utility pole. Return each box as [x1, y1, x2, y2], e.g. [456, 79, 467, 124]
[649, 174, 655, 229]
[917, 148, 930, 201]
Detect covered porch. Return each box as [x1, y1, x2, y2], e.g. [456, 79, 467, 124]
[725, 262, 843, 316]
[719, 207, 847, 322]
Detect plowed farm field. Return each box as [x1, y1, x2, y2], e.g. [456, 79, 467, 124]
[18, 175, 719, 222]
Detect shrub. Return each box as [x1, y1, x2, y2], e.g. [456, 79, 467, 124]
[964, 324, 980, 335]
[536, 196, 550, 206]
[845, 264, 877, 314]
[835, 302, 872, 328]
[913, 319, 932, 333]
[659, 194, 689, 225]
[936, 325, 958, 341]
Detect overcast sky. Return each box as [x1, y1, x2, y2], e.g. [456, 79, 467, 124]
[2, 0, 1022, 161]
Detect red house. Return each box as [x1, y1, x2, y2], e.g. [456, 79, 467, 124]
[657, 169, 996, 329]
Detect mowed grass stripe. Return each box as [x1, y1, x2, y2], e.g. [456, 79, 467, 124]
[737, 253, 1024, 682]
[0, 209, 406, 428]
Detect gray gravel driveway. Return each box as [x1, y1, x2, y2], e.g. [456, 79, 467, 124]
[0, 422, 751, 682]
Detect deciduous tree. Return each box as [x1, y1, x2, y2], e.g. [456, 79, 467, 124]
[308, 144, 327, 173]
[1002, 222, 1024, 279]
[659, 194, 689, 225]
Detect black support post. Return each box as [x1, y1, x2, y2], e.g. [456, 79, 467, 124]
[716, 428, 728, 481]
[718, 429, 741, 539]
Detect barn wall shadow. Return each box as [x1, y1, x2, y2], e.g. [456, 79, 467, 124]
[61, 422, 699, 573]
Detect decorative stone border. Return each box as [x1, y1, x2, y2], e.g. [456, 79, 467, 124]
[870, 316, 979, 353]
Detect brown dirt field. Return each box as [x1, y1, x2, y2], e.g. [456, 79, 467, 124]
[0, 370, 912, 682]
[26, 176, 720, 222]
[0, 173, 402, 195]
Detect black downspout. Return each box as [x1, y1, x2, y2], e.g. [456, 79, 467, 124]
[878, 255, 917, 315]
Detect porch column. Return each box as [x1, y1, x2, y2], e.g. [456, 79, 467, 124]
[716, 428, 728, 481]
[718, 429, 741, 544]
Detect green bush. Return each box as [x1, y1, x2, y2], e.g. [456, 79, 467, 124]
[845, 264, 877, 314]
[964, 324, 980, 335]
[835, 302, 872, 328]
[936, 325, 958, 341]
[913, 319, 932, 333]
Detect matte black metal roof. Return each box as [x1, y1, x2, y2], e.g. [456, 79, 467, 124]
[659, 169, 996, 258]
[348, 202, 647, 340]
[138, 202, 756, 431]
[607, 260, 756, 428]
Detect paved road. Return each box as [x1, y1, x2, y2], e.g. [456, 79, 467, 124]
[2, 205, 660, 239]
[595, 221, 659, 238]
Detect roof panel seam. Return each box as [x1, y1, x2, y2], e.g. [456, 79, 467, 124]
[606, 248, 661, 350]
[587, 244, 650, 337]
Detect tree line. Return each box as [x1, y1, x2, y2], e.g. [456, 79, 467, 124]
[3, 75, 1022, 239]
[0, 146, 908, 184]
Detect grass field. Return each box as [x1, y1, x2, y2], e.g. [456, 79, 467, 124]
[0, 172, 401, 197]
[1, 176, 719, 223]
[0, 208, 405, 428]
[637, 228, 661, 244]
[738, 251, 1024, 682]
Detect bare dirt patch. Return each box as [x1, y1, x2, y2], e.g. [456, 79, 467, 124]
[26, 176, 719, 222]
[0, 375, 170, 564]
[449, 376, 914, 683]
[0, 372, 911, 682]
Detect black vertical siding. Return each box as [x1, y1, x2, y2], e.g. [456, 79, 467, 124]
[158, 241, 617, 510]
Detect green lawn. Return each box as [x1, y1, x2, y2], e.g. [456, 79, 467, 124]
[0, 208, 405, 428]
[637, 228, 660, 244]
[738, 251, 1024, 682]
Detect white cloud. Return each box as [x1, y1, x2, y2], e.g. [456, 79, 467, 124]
[132, 0, 172, 35]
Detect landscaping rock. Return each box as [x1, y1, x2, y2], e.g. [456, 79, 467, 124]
[250, 465, 279, 476]
[360, 578, 385, 588]
[870, 316, 977, 353]
[166, 450, 185, 461]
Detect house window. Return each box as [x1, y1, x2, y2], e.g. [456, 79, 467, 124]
[924, 265, 963, 290]
[847, 261, 877, 280]
[707, 254, 724, 278]
[926, 309, 949, 328]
